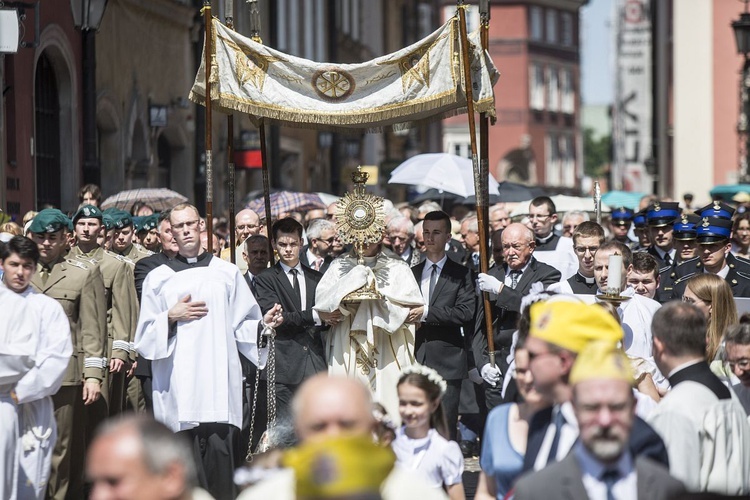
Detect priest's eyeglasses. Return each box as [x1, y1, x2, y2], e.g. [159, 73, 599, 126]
[574, 246, 600, 255]
[172, 220, 200, 231]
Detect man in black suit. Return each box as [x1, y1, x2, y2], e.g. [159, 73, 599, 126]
[242, 234, 271, 293]
[255, 218, 342, 423]
[475, 223, 561, 408]
[299, 218, 336, 274]
[459, 215, 481, 270]
[411, 211, 476, 440]
[522, 301, 669, 472]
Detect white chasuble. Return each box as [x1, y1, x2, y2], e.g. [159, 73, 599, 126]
[135, 255, 266, 432]
[315, 254, 424, 420]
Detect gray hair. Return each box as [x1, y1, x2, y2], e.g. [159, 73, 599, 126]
[95, 416, 198, 488]
[386, 215, 414, 236]
[725, 323, 750, 346]
[563, 211, 590, 223]
[462, 215, 478, 233]
[245, 234, 269, 252]
[418, 201, 442, 214]
[306, 218, 336, 240]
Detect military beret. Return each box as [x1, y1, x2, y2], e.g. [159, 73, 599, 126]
[610, 207, 634, 225]
[696, 216, 733, 244]
[111, 210, 133, 229]
[694, 201, 735, 221]
[28, 208, 71, 234]
[102, 213, 115, 231]
[646, 201, 680, 227]
[72, 204, 103, 223]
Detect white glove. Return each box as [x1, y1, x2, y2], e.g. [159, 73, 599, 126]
[477, 273, 503, 294]
[468, 367, 483, 385]
[480, 363, 502, 387]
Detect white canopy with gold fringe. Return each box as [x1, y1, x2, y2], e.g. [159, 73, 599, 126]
[189, 15, 499, 131]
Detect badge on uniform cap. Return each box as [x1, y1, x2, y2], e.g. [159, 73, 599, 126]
[618, 207, 626, 214]
[46, 224, 55, 232]
[702, 217, 710, 228]
[681, 214, 688, 224]
[713, 201, 721, 210]
[83, 207, 92, 217]
[654, 201, 661, 212]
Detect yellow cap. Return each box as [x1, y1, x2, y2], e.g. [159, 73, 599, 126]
[283, 435, 395, 498]
[569, 340, 635, 386]
[529, 301, 623, 353]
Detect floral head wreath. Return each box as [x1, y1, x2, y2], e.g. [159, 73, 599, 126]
[401, 364, 448, 396]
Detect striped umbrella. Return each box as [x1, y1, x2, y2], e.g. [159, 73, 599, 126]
[101, 188, 188, 212]
[246, 191, 326, 218]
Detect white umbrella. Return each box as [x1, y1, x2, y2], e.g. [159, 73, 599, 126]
[388, 153, 499, 198]
[510, 194, 610, 217]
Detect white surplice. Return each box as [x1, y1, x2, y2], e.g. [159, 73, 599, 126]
[0, 285, 39, 500]
[135, 256, 267, 432]
[14, 287, 71, 500]
[314, 253, 424, 420]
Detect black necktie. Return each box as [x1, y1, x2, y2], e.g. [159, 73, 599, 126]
[546, 408, 565, 465]
[664, 253, 672, 267]
[428, 263, 438, 301]
[472, 253, 479, 267]
[291, 269, 301, 309]
[510, 270, 521, 289]
[601, 468, 619, 500]
[250, 276, 257, 296]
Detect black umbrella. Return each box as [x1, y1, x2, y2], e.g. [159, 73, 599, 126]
[496, 181, 545, 202]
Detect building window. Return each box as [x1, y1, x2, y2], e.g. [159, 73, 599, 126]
[545, 133, 560, 185]
[561, 12, 573, 46]
[443, 5, 479, 31]
[547, 66, 559, 112]
[418, 3, 433, 38]
[560, 68, 574, 114]
[530, 6, 543, 41]
[545, 9, 558, 44]
[560, 135, 576, 186]
[34, 53, 61, 209]
[530, 63, 545, 110]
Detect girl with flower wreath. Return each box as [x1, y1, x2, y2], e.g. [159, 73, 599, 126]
[391, 365, 465, 499]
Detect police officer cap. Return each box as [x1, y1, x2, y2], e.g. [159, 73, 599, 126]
[673, 213, 700, 241]
[610, 207, 634, 225]
[632, 209, 648, 229]
[72, 204, 103, 223]
[28, 208, 71, 234]
[696, 216, 733, 244]
[646, 201, 681, 227]
[694, 201, 735, 221]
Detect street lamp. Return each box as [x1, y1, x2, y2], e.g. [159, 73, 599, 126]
[733, 0, 750, 183]
[71, 0, 108, 187]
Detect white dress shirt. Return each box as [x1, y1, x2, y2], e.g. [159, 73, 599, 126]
[419, 255, 448, 321]
[279, 261, 321, 324]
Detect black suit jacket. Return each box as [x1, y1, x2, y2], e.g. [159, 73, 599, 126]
[299, 246, 333, 274]
[523, 406, 670, 473]
[472, 257, 561, 373]
[254, 263, 327, 385]
[411, 258, 476, 381]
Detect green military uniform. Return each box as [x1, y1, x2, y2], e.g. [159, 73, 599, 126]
[70, 209, 139, 416]
[28, 209, 107, 500]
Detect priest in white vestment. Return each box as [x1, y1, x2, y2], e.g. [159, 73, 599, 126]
[135, 203, 283, 499]
[315, 241, 424, 420]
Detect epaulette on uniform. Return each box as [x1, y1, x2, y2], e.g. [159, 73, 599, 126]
[675, 257, 700, 268]
[737, 271, 750, 281]
[65, 258, 92, 271]
[672, 272, 697, 287]
[110, 252, 135, 266]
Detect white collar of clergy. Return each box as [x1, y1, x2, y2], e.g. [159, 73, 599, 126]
[176, 252, 210, 265]
[576, 272, 595, 284]
[536, 232, 554, 244]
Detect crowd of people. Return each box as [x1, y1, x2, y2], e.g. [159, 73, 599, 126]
[3, 182, 750, 499]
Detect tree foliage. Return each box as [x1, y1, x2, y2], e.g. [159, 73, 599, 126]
[583, 127, 611, 177]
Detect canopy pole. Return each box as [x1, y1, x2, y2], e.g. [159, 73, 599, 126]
[479, 0, 491, 236]
[226, 4, 236, 262]
[203, 1, 214, 255]
[458, 1, 496, 368]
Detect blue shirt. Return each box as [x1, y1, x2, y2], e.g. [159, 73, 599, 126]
[480, 403, 525, 498]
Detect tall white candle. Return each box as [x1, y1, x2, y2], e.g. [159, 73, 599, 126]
[608, 253, 623, 295]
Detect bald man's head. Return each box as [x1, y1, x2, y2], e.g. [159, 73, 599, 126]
[501, 223, 536, 270]
[235, 209, 261, 243]
[292, 374, 375, 442]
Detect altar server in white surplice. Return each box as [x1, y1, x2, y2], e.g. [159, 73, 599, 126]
[135, 203, 283, 500]
[315, 239, 424, 422]
[1, 236, 72, 500]
[0, 263, 39, 500]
